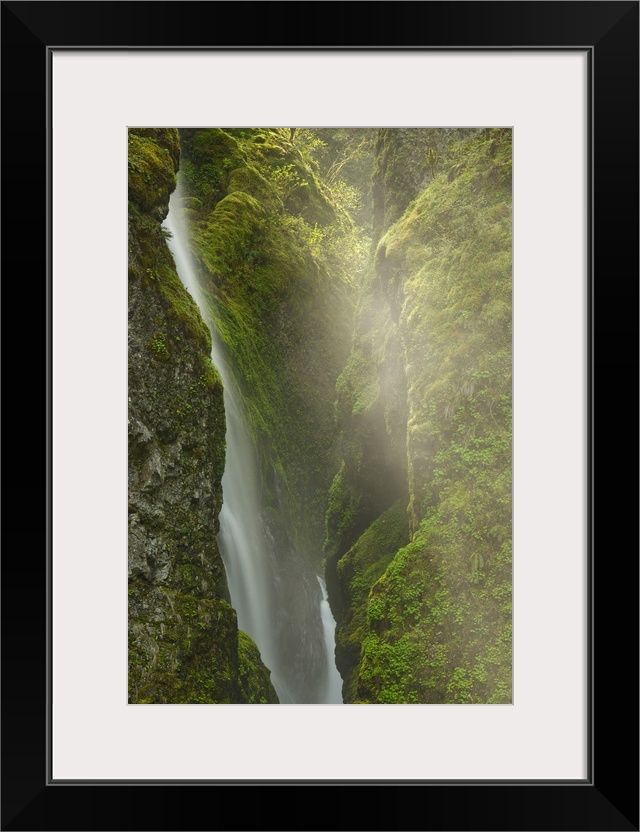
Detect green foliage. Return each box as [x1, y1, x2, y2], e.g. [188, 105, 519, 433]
[129, 127, 276, 705]
[330, 128, 512, 704]
[353, 515, 511, 703]
[265, 162, 308, 203]
[148, 331, 169, 360]
[130, 125, 512, 705]
[382, 128, 512, 532]
[372, 127, 482, 241]
[310, 128, 377, 230]
[287, 128, 328, 168]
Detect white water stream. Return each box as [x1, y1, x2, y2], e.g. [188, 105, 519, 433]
[163, 182, 343, 704]
[318, 577, 343, 703]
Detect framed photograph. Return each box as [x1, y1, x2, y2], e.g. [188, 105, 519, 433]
[3, 2, 637, 830]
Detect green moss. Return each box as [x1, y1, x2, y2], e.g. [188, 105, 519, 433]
[130, 127, 180, 165]
[128, 194, 218, 386]
[154, 262, 212, 357]
[129, 590, 236, 704]
[128, 129, 179, 213]
[129, 589, 280, 704]
[180, 128, 356, 567]
[237, 631, 279, 703]
[356, 527, 511, 703]
[382, 129, 512, 531]
[148, 331, 169, 360]
[324, 462, 359, 562]
[130, 126, 512, 705]
[335, 350, 380, 417]
[129, 127, 277, 704]
[333, 501, 409, 700]
[329, 129, 512, 704]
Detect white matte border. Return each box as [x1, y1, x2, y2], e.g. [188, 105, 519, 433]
[52, 51, 587, 781]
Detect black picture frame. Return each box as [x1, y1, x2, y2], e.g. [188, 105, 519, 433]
[2, 2, 637, 830]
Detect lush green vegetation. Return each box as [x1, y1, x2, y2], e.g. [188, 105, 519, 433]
[128, 128, 278, 704]
[333, 501, 410, 700]
[179, 128, 361, 564]
[129, 126, 512, 705]
[128, 128, 180, 215]
[327, 128, 512, 703]
[238, 631, 279, 704]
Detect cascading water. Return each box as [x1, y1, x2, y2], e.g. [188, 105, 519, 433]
[163, 179, 343, 704]
[318, 577, 343, 703]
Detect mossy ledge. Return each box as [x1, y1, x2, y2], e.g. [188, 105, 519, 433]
[128, 128, 277, 703]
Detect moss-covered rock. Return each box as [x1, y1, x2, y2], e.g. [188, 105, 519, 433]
[326, 128, 512, 704]
[173, 128, 364, 700]
[128, 125, 512, 705]
[371, 127, 481, 241]
[333, 502, 409, 701]
[324, 262, 410, 617]
[238, 631, 279, 704]
[128, 129, 278, 704]
[180, 127, 356, 573]
[128, 128, 180, 219]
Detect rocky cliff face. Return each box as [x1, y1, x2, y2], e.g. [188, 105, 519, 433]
[178, 128, 355, 567]
[176, 129, 358, 699]
[127, 128, 277, 703]
[326, 129, 512, 703]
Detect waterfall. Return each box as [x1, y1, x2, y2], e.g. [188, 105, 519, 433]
[318, 577, 343, 703]
[163, 180, 343, 704]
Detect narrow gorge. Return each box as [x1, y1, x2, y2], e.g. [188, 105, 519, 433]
[128, 127, 512, 705]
